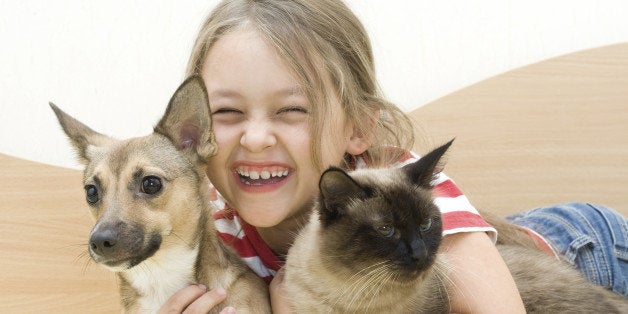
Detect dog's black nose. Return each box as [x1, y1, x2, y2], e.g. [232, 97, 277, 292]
[90, 229, 118, 256]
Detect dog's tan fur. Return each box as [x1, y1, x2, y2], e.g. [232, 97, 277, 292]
[51, 76, 270, 313]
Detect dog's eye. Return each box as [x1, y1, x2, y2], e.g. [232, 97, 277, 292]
[85, 185, 99, 204]
[141, 176, 162, 195]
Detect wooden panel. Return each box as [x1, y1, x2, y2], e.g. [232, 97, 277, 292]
[410, 43, 628, 216]
[0, 153, 120, 313]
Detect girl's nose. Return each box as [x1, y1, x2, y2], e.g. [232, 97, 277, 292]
[240, 119, 277, 152]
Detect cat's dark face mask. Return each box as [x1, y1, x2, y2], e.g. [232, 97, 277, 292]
[316, 140, 452, 280]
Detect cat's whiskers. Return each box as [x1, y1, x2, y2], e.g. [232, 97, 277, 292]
[344, 260, 389, 283]
[343, 262, 392, 311]
[332, 267, 380, 309]
[432, 258, 455, 311]
[364, 267, 396, 312]
[433, 253, 479, 312]
[329, 263, 374, 308]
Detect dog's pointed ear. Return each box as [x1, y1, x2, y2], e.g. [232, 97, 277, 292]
[49, 102, 114, 165]
[154, 75, 217, 161]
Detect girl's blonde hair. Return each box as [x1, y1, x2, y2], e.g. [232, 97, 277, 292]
[186, 0, 414, 169]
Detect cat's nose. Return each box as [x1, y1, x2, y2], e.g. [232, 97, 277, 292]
[410, 237, 427, 260]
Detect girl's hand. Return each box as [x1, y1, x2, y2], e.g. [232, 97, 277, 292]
[269, 268, 294, 314]
[157, 284, 235, 314]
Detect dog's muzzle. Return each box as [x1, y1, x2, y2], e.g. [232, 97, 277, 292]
[89, 220, 162, 269]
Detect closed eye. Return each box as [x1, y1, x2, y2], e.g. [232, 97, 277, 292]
[212, 108, 242, 115]
[277, 106, 308, 114]
[276, 106, 309, 125]
[211, 107, 245, 124]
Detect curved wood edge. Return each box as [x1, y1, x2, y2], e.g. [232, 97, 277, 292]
[410, 43, 628, 216]
[0, 153, 120, 312]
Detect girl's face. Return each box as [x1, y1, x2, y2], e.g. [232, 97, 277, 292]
[201, 27, 366, 228]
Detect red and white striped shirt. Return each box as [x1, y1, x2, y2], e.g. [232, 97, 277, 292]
[211, 149, 496, 283]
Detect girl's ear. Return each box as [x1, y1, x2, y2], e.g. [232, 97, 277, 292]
[346, 134, 370, 155]
[345, 109, 380, 155]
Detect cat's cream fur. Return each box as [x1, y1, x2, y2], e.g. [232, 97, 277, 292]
[284, 141, 627, 313]
[285, 210, 450, 313]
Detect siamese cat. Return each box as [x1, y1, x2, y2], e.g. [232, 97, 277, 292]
[284, 140, 627, 313]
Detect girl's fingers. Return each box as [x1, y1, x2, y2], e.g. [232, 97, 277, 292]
[183, 287, 228, 314]
[269, 268, 293, 314]
[158, 284, 208, 314]
[219, 306, 236, 314]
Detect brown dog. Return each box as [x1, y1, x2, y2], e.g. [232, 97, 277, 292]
[50, 76, 270, 313]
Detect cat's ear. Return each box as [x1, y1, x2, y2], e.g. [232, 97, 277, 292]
[154, 75, 217, 162]
[403, 139, 454, 188]
[318, 167, 367, 223]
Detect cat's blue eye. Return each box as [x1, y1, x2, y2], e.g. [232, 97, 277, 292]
[419, 218, 433, 232]
[376, 225, 395, 238]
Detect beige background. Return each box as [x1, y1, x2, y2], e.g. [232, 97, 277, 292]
[3, 1, 628, 170]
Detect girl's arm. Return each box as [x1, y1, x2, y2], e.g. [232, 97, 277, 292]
[441, 231, 526, 313]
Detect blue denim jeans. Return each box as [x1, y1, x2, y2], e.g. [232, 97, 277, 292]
[506, 202, 628, 297]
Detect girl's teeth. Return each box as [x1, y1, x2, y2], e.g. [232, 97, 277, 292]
[237, 168, 289, 179]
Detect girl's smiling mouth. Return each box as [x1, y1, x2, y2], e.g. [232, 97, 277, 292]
[232, 165, 292, 190]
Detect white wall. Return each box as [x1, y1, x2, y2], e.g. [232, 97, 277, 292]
[2, 0, 628, 169]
